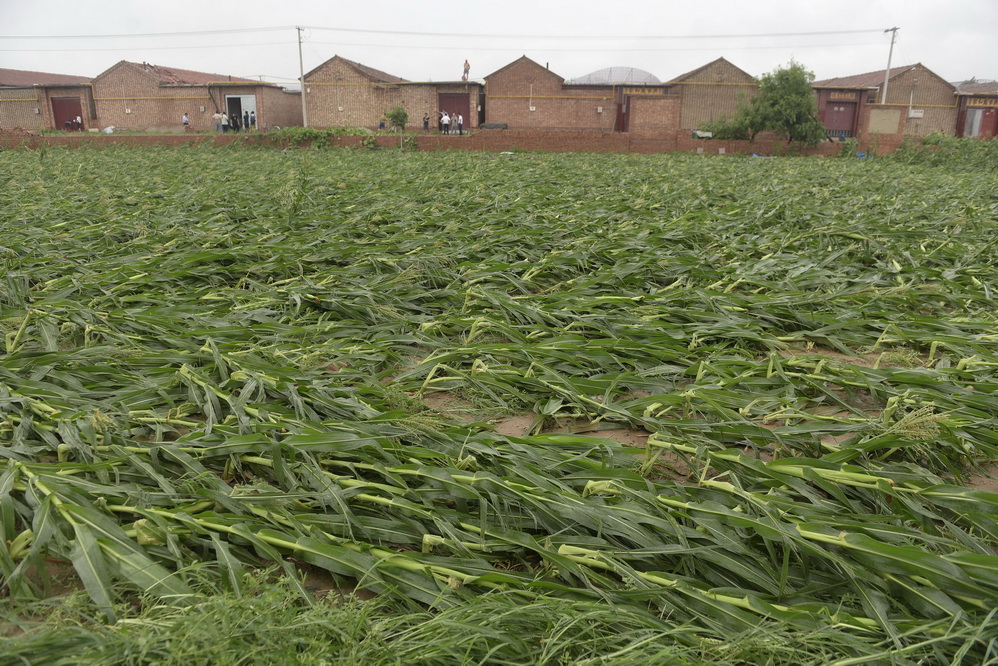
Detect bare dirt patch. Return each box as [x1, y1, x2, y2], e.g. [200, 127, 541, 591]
[421, 391, 478, 423]
[492, 413, 539, 437]
[966, 464, 998, 494]
[780, 345, 929, 370]
[780, 346, 880, 368]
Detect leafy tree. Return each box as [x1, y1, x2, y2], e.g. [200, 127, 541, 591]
[704, 61, 826, 145]
[385, 106, 408, 132]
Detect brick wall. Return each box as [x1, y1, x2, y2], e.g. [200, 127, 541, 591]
[92, 62, 296, 131]
[0, 88, 46, 129]
[673, 59, 758, 130]
[94, 63, 212, 130]
[881, 67, 957, 137]
[629, 95, 681, 139]
[305, 57, 478, 130]
[257, 86, 303, 129]
[1, 86, 97, 131]
[485, 58, 616, 130]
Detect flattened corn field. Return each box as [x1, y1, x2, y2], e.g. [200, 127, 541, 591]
[2, 146, 998, 665]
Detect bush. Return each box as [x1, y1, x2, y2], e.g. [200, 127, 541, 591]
[270, 127, 374, 148]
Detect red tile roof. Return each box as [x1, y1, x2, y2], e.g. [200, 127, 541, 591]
[122, 61, 261, 86]
[0, 67, 92, 87]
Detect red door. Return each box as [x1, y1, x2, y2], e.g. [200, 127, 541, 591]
[981, 109, 998, 140]
[615, 95, 630, 132]
[51, 97, 84, 131]
[824, 102, 856, 138]
[437, 93, 471, 130]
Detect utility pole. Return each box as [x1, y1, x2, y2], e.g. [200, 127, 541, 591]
[297, 26, 309, 128]
[881, 27, 899, 104]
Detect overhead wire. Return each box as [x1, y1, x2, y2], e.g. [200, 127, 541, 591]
[305, 40, 885, 53]
[0, 26, 293, 39]
[1, 25, 887, 42]
[303, 26, 887, 40]
[0, 42, 291, 52]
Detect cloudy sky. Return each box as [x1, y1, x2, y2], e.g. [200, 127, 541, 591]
[1, 0, 995, 86]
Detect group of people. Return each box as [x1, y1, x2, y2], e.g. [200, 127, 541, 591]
[423, 110, 464, 135]
[63, 115, 84, 131]
[206, 110, 256, 132]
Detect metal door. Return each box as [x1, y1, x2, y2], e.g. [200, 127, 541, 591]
[981, 108, 997, 139]
[437, 93, 470, 130]
[51, 97, 83, 131]
[825, 102, 856, 137]
[615, 95, 630, 132]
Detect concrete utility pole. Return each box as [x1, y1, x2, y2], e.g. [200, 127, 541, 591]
[881, 27, 899, 104]
[297, 26, 309, 128]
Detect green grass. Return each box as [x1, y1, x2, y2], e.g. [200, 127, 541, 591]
[1, 145, 997, 664]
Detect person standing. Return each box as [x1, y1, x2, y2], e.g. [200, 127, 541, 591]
[456, 113, 464, 135]
[250, 111, 256, 129]
[212, 111, 223, 132]
[182, 112, 190, 128]
[441, 111, 450, 135]
[230, 113, 240, 132]
[221, 113, 230, 133]
[422, 113, 429, 132]
[462, 60, 470, 81]
[243, 110, 250, 132]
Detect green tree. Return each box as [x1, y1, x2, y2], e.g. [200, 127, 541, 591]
[385, 106, 408, 132]
[704, 61, 826, 145]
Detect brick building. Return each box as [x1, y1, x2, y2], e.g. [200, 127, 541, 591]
[484, 56, 684, 135]
[665, 58, 758, 131]
[303, 55, 480, 131]
[0, 67, 94, 131]
[813, 64, 958, 139]
[91, 61, 301, 131]
[485, 57, 618, 130]
[955, 80, 998, 139]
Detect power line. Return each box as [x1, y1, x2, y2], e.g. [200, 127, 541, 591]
[305, 40, 884, 53]
[7, 42, 284, 54]
[304, 26, 888, 41]
[0, 41, 291, 53]
[0, 25, 887, 42]
[0, 26, 293, 39]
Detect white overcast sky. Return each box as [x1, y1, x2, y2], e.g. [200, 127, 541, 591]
[1, 0, 995, 86]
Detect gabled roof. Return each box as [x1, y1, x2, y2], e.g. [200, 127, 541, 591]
[102, 61, 261, 86]
[955, 80, 998, 95]
[484, 56, 563, 83]
[813, 64, 914, 89]
[667, 57, 754, 84]
[304, 55, 408, 83]
[0, 67, 92, 87]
